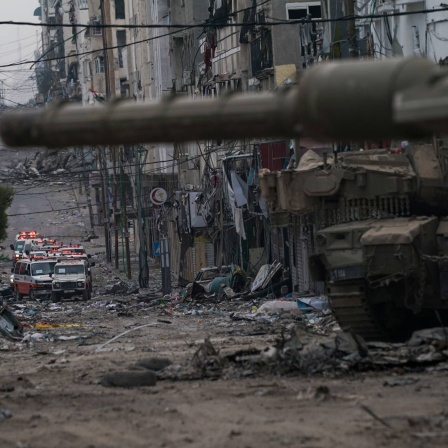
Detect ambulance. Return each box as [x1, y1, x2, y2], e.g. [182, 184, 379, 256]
[10, 231, 43, 264]
[12, 258, 58, 300]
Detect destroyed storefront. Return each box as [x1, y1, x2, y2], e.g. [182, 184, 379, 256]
[174, 146, 270, 284]
[173, 140, 326, 298]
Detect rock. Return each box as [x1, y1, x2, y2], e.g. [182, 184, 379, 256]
[105, 281, 129, 295]
[101, 371, 157, 388]
[255, 300, 301, 316]
[29, 167, 41, 177]
[51, 168, 67, 175]
[127, 281, 139, 294]
[134, 358, 172, 371]
[335, 332, 368, 357]
[408, 327, 448, 347]
[14, 162, 27, 176]
[0, 409, 12, 420]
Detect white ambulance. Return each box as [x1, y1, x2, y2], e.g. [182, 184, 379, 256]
[13, 258, 58, 300]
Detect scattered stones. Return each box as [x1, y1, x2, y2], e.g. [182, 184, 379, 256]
[28, 167, 41, 177]
[105, 281, 131, 295]
[127, 281, 140, 295]
[0, 409, 12, 420]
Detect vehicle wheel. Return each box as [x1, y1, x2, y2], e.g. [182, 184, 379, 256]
[82, 289, 90, 301]
[51, 292, 61, 303]
[29, 288, 37, 301]
[14, 286, 23, 300]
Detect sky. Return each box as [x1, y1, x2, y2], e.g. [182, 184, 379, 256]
[0, 0, 40, 106]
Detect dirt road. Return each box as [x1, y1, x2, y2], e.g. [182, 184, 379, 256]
[1, 146, 448, 448]
[1, 284, 448, 448]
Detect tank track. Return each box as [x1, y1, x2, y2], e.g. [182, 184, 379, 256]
[328, 284, 387, 341]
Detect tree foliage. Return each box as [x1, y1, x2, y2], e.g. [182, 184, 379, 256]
[0, 185, 14, 242]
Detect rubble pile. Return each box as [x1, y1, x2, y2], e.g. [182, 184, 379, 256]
[0, 149, 80, 182]
[3, 255, 448, 385]
[156, 326, 448, 382]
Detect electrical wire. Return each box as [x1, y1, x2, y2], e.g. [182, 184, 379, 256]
[2, 6, 445, 71]
[1, 7, 447, 29]
[0, 23, 197, 69]
[31, 27, 88, 69]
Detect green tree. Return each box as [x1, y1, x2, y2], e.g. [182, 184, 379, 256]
[0, 185, 14, 242]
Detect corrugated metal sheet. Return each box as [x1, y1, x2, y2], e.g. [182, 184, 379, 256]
[184, 247, 195, 282]
[259, 141, 289, 171]
[206, 243, 214, 267]
[296, 217, 305, 292]
[278, 228, 285, 265]
[288, 223, 298, 289]
[270, 228, 280, 262]
[301, 237, 310, 292]
[288, 215, 326, 295]
[181, 238, 215, 282]
[305, 223, 325, 294]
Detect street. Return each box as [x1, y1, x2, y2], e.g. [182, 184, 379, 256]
[1, 145, 448, 448]
[1, 1, 448, 447]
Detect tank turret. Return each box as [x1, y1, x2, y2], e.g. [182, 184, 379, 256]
[259, 138, 448, 340]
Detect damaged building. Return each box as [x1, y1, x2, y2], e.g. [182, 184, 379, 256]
[30, 0, 448, 294]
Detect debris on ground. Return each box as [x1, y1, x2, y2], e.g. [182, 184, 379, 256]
[255, 300, 302, 316]
[134, 357, 172, 371]
[0, 303, 24, 341]
[0, 409, 12, 420]
[155, 325, 448, 381]
[101, 370, 157, 388]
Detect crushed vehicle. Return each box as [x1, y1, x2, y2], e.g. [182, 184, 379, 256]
[0, 303, 23, 340]
[51, 259, 93, 302]
[193, 266, 230, 291]
[208, 265, 248, 295]
[185, 265, 247, 300]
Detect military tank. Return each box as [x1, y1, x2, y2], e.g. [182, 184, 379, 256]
[259, 140, 448, 340]
[1, 57, 448, 340]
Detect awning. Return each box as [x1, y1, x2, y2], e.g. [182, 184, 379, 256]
[33, 6, 42, 17]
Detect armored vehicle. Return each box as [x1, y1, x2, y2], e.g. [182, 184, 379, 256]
[260, 142, 448, 340]
[2, 57, 448, 340]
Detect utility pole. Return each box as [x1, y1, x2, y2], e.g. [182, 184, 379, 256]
[98, 147, 111, 263]
[217, 196, 224, 271]
[239, 0, 252, 93]
[120, 147, 132, 279]
[100, 0, 116, 98]
[81, 146, 96, 233]
[100, 0, 116, 265]
[346, 0, 359, 59]
[113, 147, 119, 269]
[160, 235, 171, 295]
[136, 146, 149, 288]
